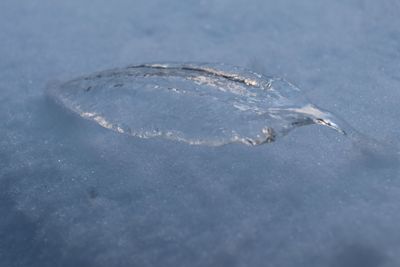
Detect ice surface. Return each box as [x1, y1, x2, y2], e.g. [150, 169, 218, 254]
[1, 1, 400, 267]
[49, 63, 347, 146]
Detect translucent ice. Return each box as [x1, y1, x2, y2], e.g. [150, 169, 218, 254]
[47, 63, 349, 146]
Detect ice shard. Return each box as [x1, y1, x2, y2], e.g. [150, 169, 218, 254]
[47, 62, 348, 146]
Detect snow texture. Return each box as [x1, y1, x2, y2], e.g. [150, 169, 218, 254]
[1, 1, 400, 267]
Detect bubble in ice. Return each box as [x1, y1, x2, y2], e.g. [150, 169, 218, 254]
[47, 62, 350, 146]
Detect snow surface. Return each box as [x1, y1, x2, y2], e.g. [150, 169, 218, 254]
[0, 1, 399, 266]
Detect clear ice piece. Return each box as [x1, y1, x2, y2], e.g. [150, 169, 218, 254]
[47, 62, 347, 146]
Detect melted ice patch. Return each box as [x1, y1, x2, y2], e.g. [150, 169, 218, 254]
[47, 62, 349, 146]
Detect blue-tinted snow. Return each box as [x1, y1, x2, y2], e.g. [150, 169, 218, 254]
[0, 1, 399, 267]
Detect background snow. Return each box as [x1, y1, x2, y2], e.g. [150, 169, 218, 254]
[0, 0, 399, 266]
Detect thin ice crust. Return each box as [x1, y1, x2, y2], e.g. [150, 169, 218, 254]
[48, 62, 346, 146]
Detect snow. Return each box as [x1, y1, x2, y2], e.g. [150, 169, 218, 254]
[0, 1, 399, 266]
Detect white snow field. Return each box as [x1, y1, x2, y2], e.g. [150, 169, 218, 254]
[0, 1, 399, 267]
